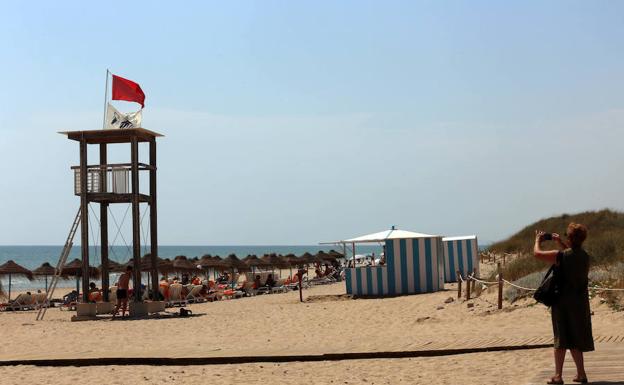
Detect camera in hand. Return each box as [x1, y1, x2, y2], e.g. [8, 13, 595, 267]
[542, 233, 553, 241]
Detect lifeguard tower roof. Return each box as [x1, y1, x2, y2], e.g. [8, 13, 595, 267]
[59, 128, 163, 144]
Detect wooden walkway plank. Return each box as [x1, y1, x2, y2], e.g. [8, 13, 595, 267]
[525, 343, 624, 385]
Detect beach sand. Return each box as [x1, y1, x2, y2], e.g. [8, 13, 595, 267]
[0, 272, 622, 384]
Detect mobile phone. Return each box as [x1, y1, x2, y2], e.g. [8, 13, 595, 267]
[542, 233, 552, 241]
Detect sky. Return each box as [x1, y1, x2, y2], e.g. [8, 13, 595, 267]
[1, 1, 623, 245]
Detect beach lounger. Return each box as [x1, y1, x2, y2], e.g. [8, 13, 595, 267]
[33, 292, 48, 309]
[186, 285, 205, 303]
[270, 279, 287, 294]
[109, 286, 118, 303]
[60, 291, 79, 311]
[5, 293, 36, 311]
[242, 282, 257, 296]
[168, 283, 187, 307]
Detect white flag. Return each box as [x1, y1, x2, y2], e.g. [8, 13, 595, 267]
[105, 103, 142, 130]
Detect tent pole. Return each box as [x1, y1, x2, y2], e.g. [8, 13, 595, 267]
[352, 242, 356, 268]
[8, 274, 11, 302]
[45, 275, 48, 292]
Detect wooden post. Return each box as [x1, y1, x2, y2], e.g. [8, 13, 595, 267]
[457, 271, 462, 299]
[472, 267, 478, 293]
[297, 269, 303, 303]
[99, 143, 110, 302]
[149, 138, 159, 299]
[131, 136, 141, 302]
[465, 272, 471, 301]
[79, 138, 89, 303]
[497, 262, 503, 310]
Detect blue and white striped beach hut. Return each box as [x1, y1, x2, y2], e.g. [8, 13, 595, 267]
[337, 229, 445, 297]
[442, 235, 479, 282]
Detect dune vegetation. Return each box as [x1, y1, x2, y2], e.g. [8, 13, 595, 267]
[485, 209, 624, 306]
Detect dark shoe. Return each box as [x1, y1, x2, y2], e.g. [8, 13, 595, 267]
[572, 377, 588, 383]
[547, 377, 564, 384]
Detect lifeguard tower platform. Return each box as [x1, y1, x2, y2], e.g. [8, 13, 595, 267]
[59, 128, 163, 317]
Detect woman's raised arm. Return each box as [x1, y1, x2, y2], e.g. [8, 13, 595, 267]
[534, 230, 559, 264]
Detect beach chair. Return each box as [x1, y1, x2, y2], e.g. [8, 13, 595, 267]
[270, 279, 287, 294]
[186, 285, 205, 303]
[60, 290, 78, 311]
[5, 293, 36, 311]
[242, 281, 257, 297]
[109, 286, 118, 303]
[33, 292, 48, 309]
[168, 283, 187, 307]
[256, 285, 270, 295]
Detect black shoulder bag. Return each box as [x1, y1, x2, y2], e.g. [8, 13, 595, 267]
[533, 259, 562, 307]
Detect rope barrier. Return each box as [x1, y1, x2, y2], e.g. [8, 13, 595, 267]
[468, 275, 499, 286]
[502, 279, 537, 291]
[589, 286, 624, 292]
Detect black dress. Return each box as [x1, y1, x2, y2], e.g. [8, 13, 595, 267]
[551, 247, 594, 352]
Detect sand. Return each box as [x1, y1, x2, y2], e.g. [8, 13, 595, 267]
[0, 272, 622, 384]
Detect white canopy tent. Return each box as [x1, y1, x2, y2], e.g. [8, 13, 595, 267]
[321, 226, 439, 267]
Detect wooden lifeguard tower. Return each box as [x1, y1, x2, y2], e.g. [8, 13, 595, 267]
[60, 128, 162, 306]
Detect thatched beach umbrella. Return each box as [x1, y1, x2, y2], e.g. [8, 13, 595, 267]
[243, 255, 269, 274]
[0, 260, 34, 301]
[33, 262, 56, 292]
[328, 249, 344, 259]
[158, 258, 174, 274]
[316, 250, 332, 263]
[173, 255, 198, 273]
[299, 252, 315, 265]
[282, 253, 300, 278]
[61, 259, 100, 296]
[261, 253, 289, 277]
[199, 255, 225, 280]
[261, 253, 289, 269]
[223, 254, 247, 271]
[222, 254, 247, 288]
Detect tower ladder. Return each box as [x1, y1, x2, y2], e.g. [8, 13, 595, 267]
[36, 208, 81, 321]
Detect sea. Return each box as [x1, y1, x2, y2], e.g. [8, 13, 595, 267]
[0, 245, 381, 292]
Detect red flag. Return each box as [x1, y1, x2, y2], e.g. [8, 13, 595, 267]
[111, 74, 145, 108]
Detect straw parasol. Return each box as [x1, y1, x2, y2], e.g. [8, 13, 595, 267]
[243, 255, 269, 272]
[316, 250, 332, 262]
[33, 262, 57, 292]
[0, 260, 34, 301]
[200, 255, 226, 280]
[328, 249, 344, 259]
[61, 259, 100, 296]
[222, 254, 247, 271]
[299, 252, 315, 264]
[261, 253, 289, 277]
[261, 253, 289, 269]
[173, 255, 199, 274]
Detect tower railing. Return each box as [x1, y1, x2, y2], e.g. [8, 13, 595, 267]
[72, 163, 153, 195]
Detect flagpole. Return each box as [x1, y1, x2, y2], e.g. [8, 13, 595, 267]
[102, 69, 110, 129]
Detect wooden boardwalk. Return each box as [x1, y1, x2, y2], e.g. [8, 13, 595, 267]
[526, 342, 624, 385]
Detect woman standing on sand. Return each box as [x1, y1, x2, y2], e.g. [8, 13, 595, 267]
[534, 223, 594, 385]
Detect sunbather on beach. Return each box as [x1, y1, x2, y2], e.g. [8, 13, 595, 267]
[159, 276, 170, 300]
[265, 274, 276, 288]
[88, 282, 102, 303]
[113, 266, 132, 318]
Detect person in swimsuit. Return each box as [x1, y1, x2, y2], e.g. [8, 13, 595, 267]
[113, 265, 132, 318]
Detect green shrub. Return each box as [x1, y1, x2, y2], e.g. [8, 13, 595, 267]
[489, 209, 624, 278]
